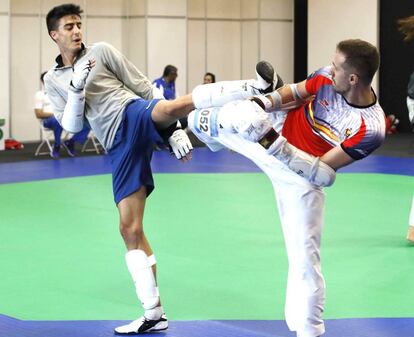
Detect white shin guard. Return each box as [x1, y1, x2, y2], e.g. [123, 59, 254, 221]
[125, 249, 159, 311]
[192, 79, 267, 109]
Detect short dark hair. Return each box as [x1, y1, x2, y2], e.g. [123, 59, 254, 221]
[204, 72, 216, 83]
[163, 65, 177, 77]
[40, 71, 47, 84]
[46, 3, 83, 34]
[336, 39, 380, 86]
[398, 15, 414, 42]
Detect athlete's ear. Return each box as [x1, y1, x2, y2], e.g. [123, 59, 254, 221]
[50, 30, 58, 42]
[349, 73, 359, 85]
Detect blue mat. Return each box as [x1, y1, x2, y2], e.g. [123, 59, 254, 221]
[1, 315, 413, 337]
[0, 148, 413, 184]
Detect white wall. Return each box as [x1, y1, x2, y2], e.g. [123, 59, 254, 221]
[2, 0, 383, 143]
[11, 15, 41, 141]
[147, 17, 187, 96]
[0, 0, 9, 146]
[188, 0, 293, 87]
[187, 19, 206, 91]
[6, 0, 293, 142]
[308, 0, 379, 90]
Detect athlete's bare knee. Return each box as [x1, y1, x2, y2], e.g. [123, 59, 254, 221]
[119, 220, 144, 242]
[152, 100, 172, 117]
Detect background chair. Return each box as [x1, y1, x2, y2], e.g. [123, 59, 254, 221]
[81, 130, 103, 154]
[34, 119, 67, 157]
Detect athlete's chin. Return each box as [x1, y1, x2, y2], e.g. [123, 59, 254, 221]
[72, 41, 82, 50]
[332, 85, 344, 95]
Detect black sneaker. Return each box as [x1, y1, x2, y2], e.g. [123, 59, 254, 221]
[255, 61, 284, 93]
[114, 314, 168, 335]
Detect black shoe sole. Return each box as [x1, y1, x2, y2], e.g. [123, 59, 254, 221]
[114, 320, 168, 335]
[256, 61, 275, 85]
[275, 73, 284, 90]
[114, 327, 168, 335]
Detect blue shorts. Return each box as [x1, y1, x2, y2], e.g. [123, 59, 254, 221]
[108, 99, 163, 205]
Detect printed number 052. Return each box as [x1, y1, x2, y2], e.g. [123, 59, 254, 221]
[199, 110, 210, 132]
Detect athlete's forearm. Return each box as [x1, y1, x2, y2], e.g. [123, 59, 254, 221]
[61, 89, 86, 133]
[263, 80, 311, 111]
[259, 129, 336, 187]
[319, 146, 355, 170]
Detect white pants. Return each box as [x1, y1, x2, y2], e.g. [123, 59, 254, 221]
[189, 106, 326, 337]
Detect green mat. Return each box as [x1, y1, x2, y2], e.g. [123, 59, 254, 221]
[0, 173, 413, 321]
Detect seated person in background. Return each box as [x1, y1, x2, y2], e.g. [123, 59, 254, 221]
[34, 71, 91, 158]
[153, 65, 188, 129]
[152, 65, 178, 100]
[203, 72, 216, 84]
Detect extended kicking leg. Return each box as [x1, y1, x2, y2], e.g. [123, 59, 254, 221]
[192, 61, 281, 108]
[189, 92, 335, 188]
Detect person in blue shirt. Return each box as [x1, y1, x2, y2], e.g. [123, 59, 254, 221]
[152, 65, 178, 100]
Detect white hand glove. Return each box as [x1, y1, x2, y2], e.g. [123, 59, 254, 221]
[168, 129, 193, 160]
[71, 58, 96, 91]
[232, 100, 272, 142]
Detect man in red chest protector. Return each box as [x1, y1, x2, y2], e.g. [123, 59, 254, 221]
[188, 39, 386, 337]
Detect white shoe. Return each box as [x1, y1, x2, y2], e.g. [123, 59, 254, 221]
[114, 314, 168, 335]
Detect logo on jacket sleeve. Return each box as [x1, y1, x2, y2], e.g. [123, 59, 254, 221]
[318, 99, 330, 110]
